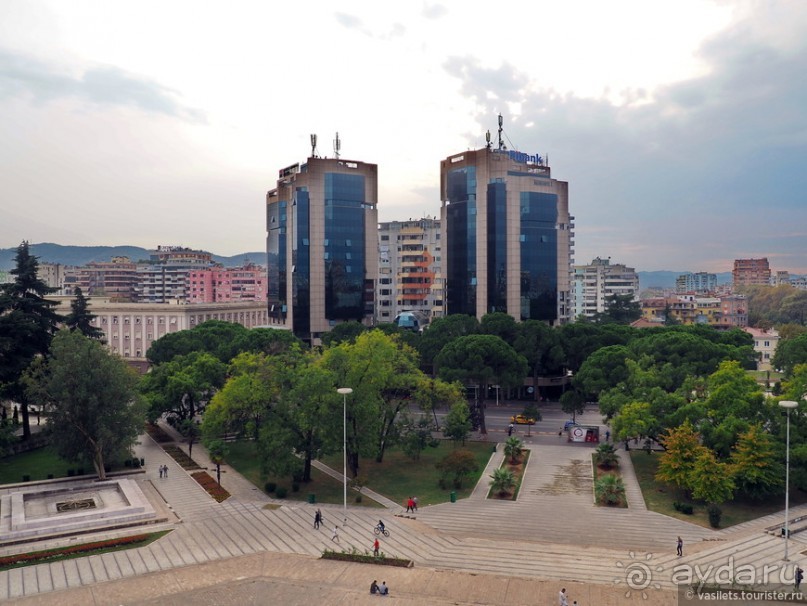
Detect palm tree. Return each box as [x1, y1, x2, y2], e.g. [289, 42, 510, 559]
[594, 443, 619, 469]
[490, 468, 516, 497]
[503, 436, 523, 464]
[595, 474, 625, 506]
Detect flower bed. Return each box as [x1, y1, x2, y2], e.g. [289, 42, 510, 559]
[145, 423, 174, 443]
[322, 548, 413, 568]
[191, 471, 231, 502]
[162, 445, 202, 470]
[487, 450, 530, 501]
[0, 531, 169, 570]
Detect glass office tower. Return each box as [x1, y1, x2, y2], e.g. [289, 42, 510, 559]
[440, 148, 573, 324]
[266, 157, 378, 343]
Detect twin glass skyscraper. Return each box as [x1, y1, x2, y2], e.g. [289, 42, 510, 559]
[266, 157, 378, 343]
[440, 148, 573, 324]
[266, 144, 572, 342]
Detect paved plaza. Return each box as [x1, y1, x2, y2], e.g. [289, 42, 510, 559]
[1, 424, 806, 604]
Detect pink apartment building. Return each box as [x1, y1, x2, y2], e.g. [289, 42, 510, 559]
[188, 264, 267, 304]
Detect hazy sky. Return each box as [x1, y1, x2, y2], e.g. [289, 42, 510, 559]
[1, 1, 805, 272]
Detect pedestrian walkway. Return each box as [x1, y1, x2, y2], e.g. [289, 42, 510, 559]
[2, 432, 806, 602]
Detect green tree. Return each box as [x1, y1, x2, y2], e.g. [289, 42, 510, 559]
[774, 333, 807, 376]
[690, 447, 735, 505]
[480, 312, 520, 344]
[436, 334, 527, 435]
[139, 351, 227, 421]
[729, 423, 784, 499]
[612, 401, 657, 444]
[256, 355, 337, 483]
[418, 314, 479, 373]
[24, 330, 145, 479]
[442, 399, 472, 445]
[560, 388, 586, 423]
[202, 351, 285, 441]
[655, 420, 703, 494]
[414, 377, 465, 430]
[573, 345, 634, 399]
[320, 320, 367, 347]
[436, 448, 479, 489]
[321, 330, 424, 475]
[489, 467, 516, 497]
[513, 320, 564, 400]
[399, 415, 438, 461]
[0, 241, 64, 440]
[594, 293, 641, 324]
[503, 436, 524, 464]
[63, 286, 105, 340]
[180, 418, 201, 460]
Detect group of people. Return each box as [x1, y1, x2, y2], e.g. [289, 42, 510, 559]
[158, 464, 169, 478]
[405, 496, 418, 513]
[370, 579, 389, 596]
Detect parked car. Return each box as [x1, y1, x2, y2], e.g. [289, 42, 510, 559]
[510, 414, 536, 425]
[563, 420, 578, 431]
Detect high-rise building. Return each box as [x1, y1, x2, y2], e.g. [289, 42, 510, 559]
[266, 154, 378, 343]
[733, 258, 771, 287]
[188, 263, 267, 304]
[134, 246, 214, 304]
[675, 272, 717, 294]
[79, 257, 139, 301]
[572, 257, 638, 319]
[440, 145, 572, 324]
[377, 218, 443, 325]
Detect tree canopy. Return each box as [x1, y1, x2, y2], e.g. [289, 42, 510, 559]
[24, 330, 145, 479]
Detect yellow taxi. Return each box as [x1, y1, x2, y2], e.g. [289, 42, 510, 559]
[510, 414, 536, 425]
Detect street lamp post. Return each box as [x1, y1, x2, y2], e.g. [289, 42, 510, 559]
[780, 400, 798, 561]
[337, 387, 353, 515]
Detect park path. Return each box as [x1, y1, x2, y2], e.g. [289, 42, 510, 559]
[2, 430, 807, 601]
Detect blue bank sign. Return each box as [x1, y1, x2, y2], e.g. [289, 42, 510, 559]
[495, 149, 544, 165]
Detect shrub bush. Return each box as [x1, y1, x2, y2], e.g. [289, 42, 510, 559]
[265, 481, 276, 493]
[673, 501, 694, 515]
[291, 481, 300, 492]
[275, 486, 288, 499]
[355, 494, 363, 503]
[67, 469, 75, 477]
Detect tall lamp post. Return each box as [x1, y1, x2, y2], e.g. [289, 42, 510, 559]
[780, 400, 798, 561]
[337, 388, 353, 514]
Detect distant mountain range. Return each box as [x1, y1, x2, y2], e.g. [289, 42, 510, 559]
[0, 243, 266, 271]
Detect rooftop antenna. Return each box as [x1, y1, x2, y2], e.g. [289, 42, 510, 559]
[310, 134, 318, 158]
[333, 132, 341, 159]
[485, 129, 491, 150]
[497, 113, 506, 151]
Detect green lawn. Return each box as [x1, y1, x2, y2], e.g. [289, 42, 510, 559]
[320, 440, 494, 507]
[226, 439, 494, 508]
[224, 441, 382, 508]
[0, 446, 80, 484]
[630, 450, 807, 528]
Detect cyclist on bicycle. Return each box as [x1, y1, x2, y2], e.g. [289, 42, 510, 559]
[377, 520, 385, 533]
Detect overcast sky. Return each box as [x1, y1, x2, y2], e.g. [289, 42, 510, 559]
[1, 1, 805, 272]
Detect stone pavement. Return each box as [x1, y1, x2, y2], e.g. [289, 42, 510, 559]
[1, 431, 806, 603]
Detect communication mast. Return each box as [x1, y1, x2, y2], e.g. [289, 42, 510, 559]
[310, 134, 318, 158]
[333, 132, 341, 159]
[497, 114, 506, 151]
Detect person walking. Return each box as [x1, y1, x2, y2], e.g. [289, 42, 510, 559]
[508, 423, 514, 437]
[558, 587, 568, 606]
[795, 565, 803, 590]
[163, 464, 169, 479]
[373, 538, 380, 557]
[405, 497, 413, 513]
[331, 525, 339, 542]
[314, 509, 321, 529]
[677, 536, 683, 557]
[159, 465, 164, 479]
[413, 496, 418, 512]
